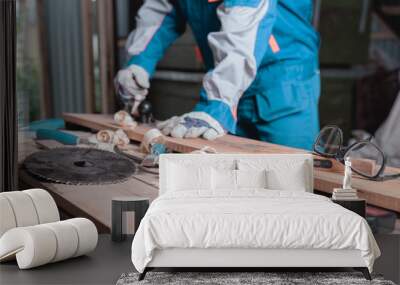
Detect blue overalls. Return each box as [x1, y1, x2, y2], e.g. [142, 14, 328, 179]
[127, 0, 320, 150]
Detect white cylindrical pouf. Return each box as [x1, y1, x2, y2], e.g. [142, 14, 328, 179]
[23, 189, 60, 224]
[0, 218, 98, 269]
[42, 221, 79, 262]
[66, 218, 98, 257]
[0, 196, 17, 237]
[0, 226, 57, 269]
[1, 192, 39, 227]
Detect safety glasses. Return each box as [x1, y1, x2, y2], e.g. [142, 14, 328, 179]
[313, 125, 400, 181]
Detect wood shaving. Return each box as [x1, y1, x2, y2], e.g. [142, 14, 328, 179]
[114, 110, 137, 128]
[113, 129, 130, 148]
[96, 130, 114, 143]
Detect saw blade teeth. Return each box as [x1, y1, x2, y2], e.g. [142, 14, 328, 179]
[23, 147, 136, 185]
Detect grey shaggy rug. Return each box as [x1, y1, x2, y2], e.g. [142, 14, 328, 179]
[116, 272, 395, 285]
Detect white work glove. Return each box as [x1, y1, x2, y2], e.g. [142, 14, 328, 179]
[114, 64, 150, 115]
[156, 112, 225, 140]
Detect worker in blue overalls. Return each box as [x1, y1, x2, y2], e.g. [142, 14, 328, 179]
[115, 0, 320, 150]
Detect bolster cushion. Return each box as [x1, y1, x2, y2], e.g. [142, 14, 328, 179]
[0, 189, 60, 237]
[0, 218, 98, 269]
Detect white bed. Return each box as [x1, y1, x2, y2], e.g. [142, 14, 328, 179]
[131, 154, 380, 280]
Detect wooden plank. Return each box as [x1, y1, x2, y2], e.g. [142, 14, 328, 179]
[62, 112, 400, 213]
[97, 0, 116, 114]
[81, 0, 95, 113]
[19, 165, 158, 233]
[314, 171, 400, 214]
[35, 139, 65, 150]
[381, 5, 400, 16]
[63, 112, 303, 154]
[18, 169, 109, 233]
[62, 112, 371, 174]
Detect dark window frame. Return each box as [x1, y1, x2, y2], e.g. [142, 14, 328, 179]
[0, 0, 17, 192]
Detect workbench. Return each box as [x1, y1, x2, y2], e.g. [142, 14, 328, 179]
[18, 113, 400, 234]
[63, 113, 400, 213]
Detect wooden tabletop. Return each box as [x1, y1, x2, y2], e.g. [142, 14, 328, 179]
[62, 113, 400, 214]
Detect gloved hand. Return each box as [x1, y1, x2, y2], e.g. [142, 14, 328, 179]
[156, 112, 225, 140]
[114, 64, 150, 115]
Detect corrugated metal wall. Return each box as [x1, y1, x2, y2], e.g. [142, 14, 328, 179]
[44, 0, 85, 116]
[115, 0, 140, 68]
[115, 0, 130, 38]
[370, 15, 400, 70]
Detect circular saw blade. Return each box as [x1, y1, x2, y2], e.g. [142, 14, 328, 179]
[23, 147, 136, 185]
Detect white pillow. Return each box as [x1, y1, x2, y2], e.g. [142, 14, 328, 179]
[167, 163, 212, 191]
[236, 170, 267, 189]
[212, 168, 237, 191]
[212, 169, 267, 191]
[238, 159, 309, 192]
[266, 164, 307, 191]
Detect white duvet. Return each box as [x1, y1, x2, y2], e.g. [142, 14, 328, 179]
[131, 190, 380, 273]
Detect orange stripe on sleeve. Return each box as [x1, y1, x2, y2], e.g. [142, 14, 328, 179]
[231, 106, 238, 120]
[269, 35, 280, 53]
